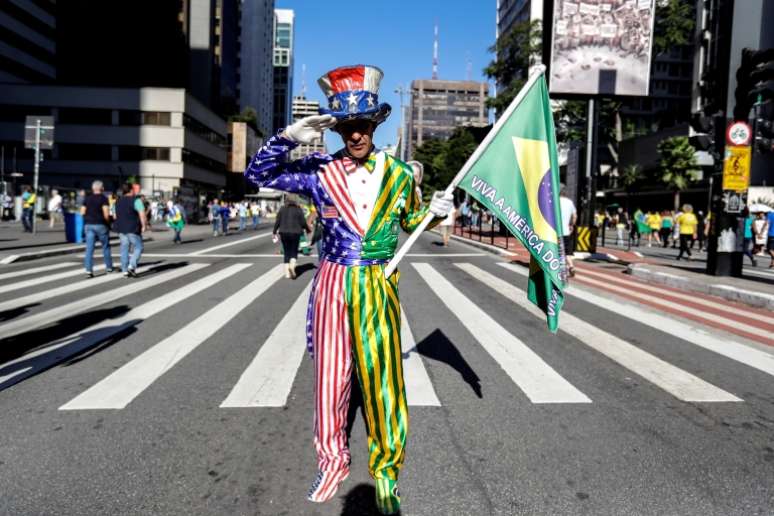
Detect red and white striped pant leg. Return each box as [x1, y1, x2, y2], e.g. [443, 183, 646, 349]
[312, 260, 353, 478]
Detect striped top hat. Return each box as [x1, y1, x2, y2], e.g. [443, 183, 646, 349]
[317, 64, 391, 124]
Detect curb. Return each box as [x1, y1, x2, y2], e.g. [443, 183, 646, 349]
[627, 263, 774, 311]
[0, 236, 155, 265]
[436, 230, 517, 258]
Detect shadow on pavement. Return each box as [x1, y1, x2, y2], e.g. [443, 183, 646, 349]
[340, 483, 400, 516]
[0, 240, 72, 251]
[415, 329, 482, 398]
[0, 303, 40, 322]
[295, 263, 318, 278]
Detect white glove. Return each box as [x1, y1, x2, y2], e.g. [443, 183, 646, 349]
[429, 191, 454, 218]
[283, 114, 337, 144]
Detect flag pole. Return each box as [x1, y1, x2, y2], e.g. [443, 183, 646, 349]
[384, 65, 547, 277]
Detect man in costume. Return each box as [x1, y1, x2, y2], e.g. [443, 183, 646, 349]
[245, 64, 453, 514]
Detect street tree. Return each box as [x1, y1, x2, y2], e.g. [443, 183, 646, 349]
[653, 0, 695, 55]
[657, 136, 700, 210]
[619, 164, 645, 212]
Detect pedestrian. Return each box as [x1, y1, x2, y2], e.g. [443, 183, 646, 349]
[560, 184, 578, 277]
[753, 211, 767, 255]
[80, 180, 114, 277]
[742, 208, 756, 266]
[209, 199, 221, 236]
[47, 189, 63, 228]
[1, 190, 12, 220]
[219, 201, 230, 235]
[238, 200, 248, 231]
[273, 195, 310, 279]
[438, 199, 457, 246]
[645, 210, 661, 246]
[675, 204, 698, 261]
[251, 201, 261, 229]
[672, 208, 682, 248]
[765, 207, 774, 269]
[630, 207, 643, 246]
[115, 183, 147, 277]
[21, 185, 36, 232]
[660, 211, 673, 248]
[614, 208, 626, 246]
[306, 205, 324, 259]
[693, 210, 707, 251]
[165, 200, 185, 243]
[245, 64, 453, 514]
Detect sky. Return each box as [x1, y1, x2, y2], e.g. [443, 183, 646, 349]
[275, 0, 497, 150]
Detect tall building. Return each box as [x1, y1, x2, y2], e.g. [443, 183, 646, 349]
[272, 9, 294, 133]
[407, 79, 489, 159]
[0, 0, 56, 83]
[289, 96, 326, 160]
[240, 0, 275, 136]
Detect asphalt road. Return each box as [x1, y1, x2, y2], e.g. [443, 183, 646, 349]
[0, 225, 772, 516]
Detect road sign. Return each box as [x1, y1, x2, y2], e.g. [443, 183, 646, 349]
[24, 116, 54, 150]
[726, 121, 752, 146]
[722, 145, 751, 191]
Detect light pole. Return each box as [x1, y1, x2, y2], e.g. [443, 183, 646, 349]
[395, 84, 412, 162]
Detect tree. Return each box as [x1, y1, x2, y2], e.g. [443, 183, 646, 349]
[228, 106, 263, 137]
[657, 136, 700, 210]
[483, 19, 542, 113]
[411, 128, 480, 199]
[618, 164, 644, 212]
[653, 0, 695, 55]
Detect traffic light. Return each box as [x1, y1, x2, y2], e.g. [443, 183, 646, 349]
[754, 99, 774, 153]
[689, 112, 713, 151]
[734, 48, 774, 121]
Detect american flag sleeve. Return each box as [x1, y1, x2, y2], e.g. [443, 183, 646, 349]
[244, 133, 331, 197]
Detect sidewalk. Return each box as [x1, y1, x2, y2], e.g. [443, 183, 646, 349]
[446, 225, 774, 311]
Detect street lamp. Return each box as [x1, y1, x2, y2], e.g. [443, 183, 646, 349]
[394, 84, 413, 162]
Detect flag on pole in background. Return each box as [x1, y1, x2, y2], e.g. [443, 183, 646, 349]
[456, 74, 565, 332]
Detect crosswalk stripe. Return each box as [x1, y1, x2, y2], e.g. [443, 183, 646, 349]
[400, 309, 441, 406]
[221, 281, 311, 408]
[412, 263, 591, 404]
[579, 267, 774, 326]
[2, 263, 248, 391]
[499, 262, 774, 379]
[0, 263, 205, 340]
[0, 266, 150, 313]
[189, 231, 272, 255]
[61, 264, 285, 410]
[0, 262, 75, 281]
[2, 264, 106, 295]
[457, 264, 740, 402]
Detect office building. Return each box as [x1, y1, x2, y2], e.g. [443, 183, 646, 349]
[272, 9, 294, 133]
[0, 0, 56, 83]
[240, 0, 275, 136]
[289, 96, 326, 160]
[407, 79, 488, 159]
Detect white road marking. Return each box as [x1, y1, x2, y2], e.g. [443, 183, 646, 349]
[412, 263, 591, 404]
[2, 265, 106, 295]
[457, 264, 740, 402]
[62, 264, 284, 409]
[400, 309, 441, 406]
[499, 262, 774, 378]
[0, 262, 75, 281]
[1, 263, 251, 391]
[136, 253, 485, 259]
[189, 232, 272, 255]
[574, 273, 773, 340]
[221, 282, 311, 408]
[0, 263, 202, 340]
[579, 267, 774, 326]
[744, 268, 774, 279]
[0, 266, 149, 313]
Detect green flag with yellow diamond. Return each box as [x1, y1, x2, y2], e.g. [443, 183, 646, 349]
[457, 73, 565, 332]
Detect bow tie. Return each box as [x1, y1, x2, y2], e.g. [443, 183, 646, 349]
[341, 153, 377, 174]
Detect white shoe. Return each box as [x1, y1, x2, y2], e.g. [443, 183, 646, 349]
[289, 258, 297, 279]
[284, 264, 291, 278]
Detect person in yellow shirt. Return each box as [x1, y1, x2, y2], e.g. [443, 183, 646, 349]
[646, 211, 662, 247]
[21, 185, 37, 232]
[676, 204, 698, 260]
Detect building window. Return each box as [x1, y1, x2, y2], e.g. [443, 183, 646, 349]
[117, 146, 171, 161]
[0, 105, 51, 122]
[58, 107, 112, 125]
[118, 111, 172, 126]
[181, 148, 225, 172]
[183, 115, 227, 147]
[57, 143, 112, 161]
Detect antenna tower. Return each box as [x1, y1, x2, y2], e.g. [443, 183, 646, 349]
[301, 63, 307, 98]
[432, 22, 439, 80]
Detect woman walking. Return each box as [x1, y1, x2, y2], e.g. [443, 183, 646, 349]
[273, 196, 310, 279]
[675, 204, 698, 261]
[165, 200, 185, 244]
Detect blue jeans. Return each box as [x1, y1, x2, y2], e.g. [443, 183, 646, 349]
[120, 232, 143, 271]
[84, 224, 113, 272]
[21, 208, 33, 231]
[221, 216, 229, 235]
[212, 217, 220, 235]
[252, 214, 260, 229]
[239, 216, 246, 231]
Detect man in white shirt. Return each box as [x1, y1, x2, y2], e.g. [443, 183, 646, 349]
[559, 184, 577, 277]
[48, 189, 63, 228]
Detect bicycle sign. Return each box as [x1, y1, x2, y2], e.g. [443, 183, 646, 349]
[726, 121, 752, 147]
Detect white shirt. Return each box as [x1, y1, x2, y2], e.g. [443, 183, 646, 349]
[345, 152, 385, 231]
[559, 196, 576, 237]
[48, 194, 62, 212]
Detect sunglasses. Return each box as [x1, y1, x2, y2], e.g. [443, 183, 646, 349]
[334, 119, 374, 135]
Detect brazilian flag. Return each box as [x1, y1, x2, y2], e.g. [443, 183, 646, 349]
[457, 73, 565, 332]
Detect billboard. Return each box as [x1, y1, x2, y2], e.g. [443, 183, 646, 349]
[549, 0, 656, 96]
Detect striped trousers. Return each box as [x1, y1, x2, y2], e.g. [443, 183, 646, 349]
[311, 259, 408, 481]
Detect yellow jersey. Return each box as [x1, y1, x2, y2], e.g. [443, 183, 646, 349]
[677, 213, 698, 235]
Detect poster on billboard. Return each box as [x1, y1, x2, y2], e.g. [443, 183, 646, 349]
[549, 0, 656, 96]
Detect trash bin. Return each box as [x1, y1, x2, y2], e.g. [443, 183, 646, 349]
[64, 212, 84, 243]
